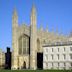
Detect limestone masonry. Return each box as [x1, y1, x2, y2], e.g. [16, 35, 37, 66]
[12, 5, 72, 70]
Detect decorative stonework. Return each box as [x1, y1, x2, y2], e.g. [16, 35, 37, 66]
[12, 5, 71, 70]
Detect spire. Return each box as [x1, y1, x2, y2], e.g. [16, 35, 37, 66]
[30, 4, 37, 69]
[46, 24, 48, 32]
[40, 24, 43, 31]
[12, 7, 18, 27]
[56, 27, 58, 33]
[31, 4, 36, 26]
[31, 4, 36, 15]
[13, 7, 18, 18]
[55, 27, 59, 35]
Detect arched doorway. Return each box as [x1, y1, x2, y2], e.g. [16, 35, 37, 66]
[23, 61, 26, 69]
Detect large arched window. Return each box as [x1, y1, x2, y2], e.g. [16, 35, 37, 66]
[19, 34, 29, 55]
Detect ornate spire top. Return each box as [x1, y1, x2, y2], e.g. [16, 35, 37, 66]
[31, 4, 36, 15]
[40, 24, 43, 31]
[56, 27, 58, 33]
[12, 7, 18, 26]
[31, 4, 36, 26]
[55, 27, 59, 35]
[46, 24, 48, 32]
[13, 7, 18, 17]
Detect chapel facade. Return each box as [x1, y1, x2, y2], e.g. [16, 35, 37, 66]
[12, 5, 70, 70]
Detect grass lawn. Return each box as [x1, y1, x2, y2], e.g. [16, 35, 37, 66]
[0, 70, 72, 72]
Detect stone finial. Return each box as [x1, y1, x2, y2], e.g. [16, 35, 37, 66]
[55, 27, 58, 35]
[13, 7, 18, 17]
[31, 4, 36, 16]
[46, 24, 48, 32]
[31, 4, 36, 26]
[12, 7, 18, 27]
[40, 24, 43, 31]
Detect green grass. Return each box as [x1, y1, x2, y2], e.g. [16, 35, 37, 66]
[0, 70, 72, 72]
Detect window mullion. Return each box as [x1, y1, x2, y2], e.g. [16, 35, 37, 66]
[22, 37, 23, 55]
[26, 38, 27, 54]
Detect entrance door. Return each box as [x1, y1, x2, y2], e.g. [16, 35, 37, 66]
[37, 53, 43, 69]
[23, 61, 26, 69]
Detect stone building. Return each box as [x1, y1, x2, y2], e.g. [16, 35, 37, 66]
[12, 5, 72, 70]
[5, 47, 11, 69]
[0, 49, 5, 69]
[43, 42, 72, 70]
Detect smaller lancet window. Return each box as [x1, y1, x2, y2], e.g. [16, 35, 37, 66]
[57, 54, 59, 60]
[51, 54, 53, 60]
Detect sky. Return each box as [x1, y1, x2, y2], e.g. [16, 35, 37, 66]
[0, 0, 72, 52]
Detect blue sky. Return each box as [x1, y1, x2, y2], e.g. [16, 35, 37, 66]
[0, 0, 72, 52]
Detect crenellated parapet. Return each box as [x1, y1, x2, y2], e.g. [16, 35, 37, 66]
[37, 29, 69, 45]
